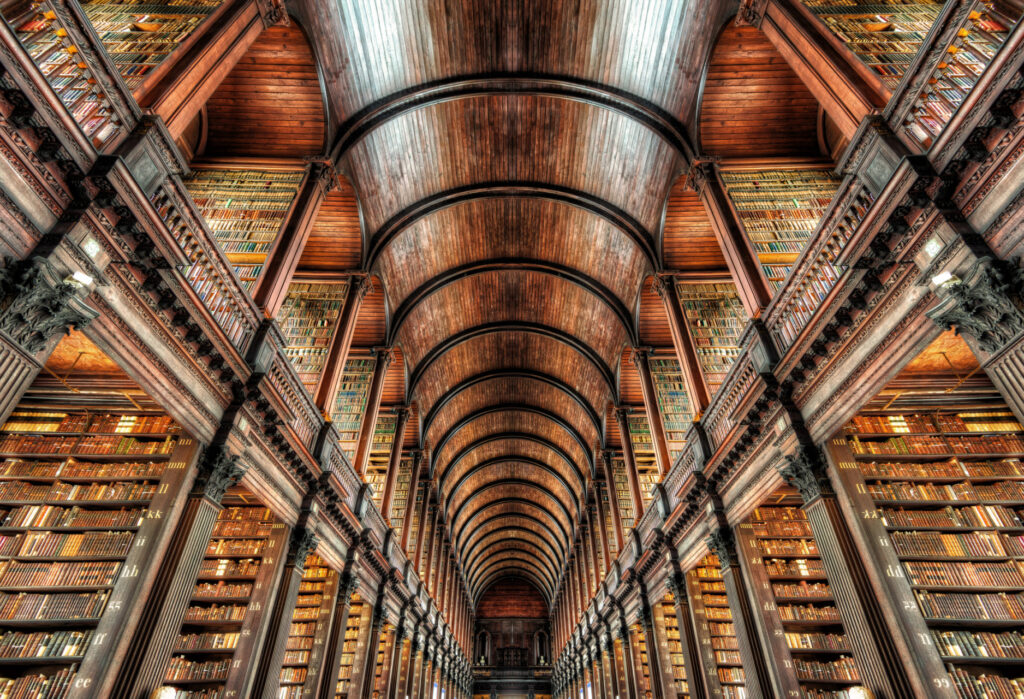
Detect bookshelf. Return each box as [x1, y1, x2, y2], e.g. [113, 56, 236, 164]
[389, 457, 413, 537]
[720, 168, 839, 292]
[800, 0, 942, 89]
[675, 282, 747, 397]
[632, 622, 654, 697]
[365, 412, 397, 508]
[737, 499, 864, 697]
[278, 552, 337, 698]
[405, 480, 422, 559]
[334, 591, 364, 698]
[278, 281, 348, 394]
[598, 481, 619, 562]
[685, 555, 734, 698]
[372, 623, 391, 697]
[658, 593, 690, 697]
[0, 402, 198, 694]
[828, 389, 1024, 697]
[627, 413, 659, 509]
[649, 357, 693, 465]
[184, 168, 304, 291]
[162, 496, 287, 698]
[330, 357, 375, 462]
[611, 456, 635, 535]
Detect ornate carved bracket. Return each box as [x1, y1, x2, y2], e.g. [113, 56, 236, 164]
[778, 445, 834, 503]
[192, 445, 245, 502]
[287, 525, 319, 567]
[706, 526, 738, 568]
[927, 256, 1024, 355]
[255, 0, 289, 27]
[0, 256, 97, 354]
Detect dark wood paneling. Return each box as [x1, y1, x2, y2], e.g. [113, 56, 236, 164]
[699, 25, 820, 158]
[477, 577, 548, 618]
[297, 177, 362, 271]
[662, 181, 728, 270]
[204, 24, 326, 158]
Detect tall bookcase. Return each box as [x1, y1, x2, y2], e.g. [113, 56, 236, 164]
[675, 282, 746, 397]
[389, 457, 413, 535]
[366, 412, 398, 509]
[278, 281, 348, 394]
[598, 480, 619, 562]
[184, 167, 303, 291]
[372, 624, 392, 696]
[334, 591, 365, 698]
[658, 594, 690, 697]
[162, 495, 287, 697]
[330, 357, 375, 462]
[649, 357, 693, 465]
[737, 498, 864, 697]
[80, 0, 222, 90]
[611, 456, 635, 536]
[405, 480, 423, 559]
[827, 381, 1024, 697]
[278, 552, 338, 698]
[686, 554, 737, 698]
[800, 0, 942, 89]
[0, 399, 198, 694]
[627, 413, 659, 508]
[720, 167, 839, 292]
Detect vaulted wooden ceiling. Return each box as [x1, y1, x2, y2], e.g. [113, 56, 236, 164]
[288, 0, 748, 607]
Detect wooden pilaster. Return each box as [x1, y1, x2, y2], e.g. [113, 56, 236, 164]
[352, 348, 393, 476]
[654, 274, 712, 412]
[317, 573, 358, 699]
[253, 161, 335, 316]
[666, 572, 707, 699]
[690, 163, 772, 316]
[386, 622, 407, 699]
[359, 605, 386, 699]
[315, 276, 371, 413]
[380, 405, 411, 520]
[614, 407, 646, 519]
[615, 620, 640, 699]
[401, 450, 425, 553]
[639, 593, 669, 699]
[633, 347, 674, 476]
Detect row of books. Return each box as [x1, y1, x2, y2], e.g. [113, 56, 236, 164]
[210, 521, 271, 538]
[778, 605, 841, 622]
[764, 559, 827, 578]
[793, 656, 859, 681]
[0, 630, 91, 659]
[183, 604, 246, 623]
[0, 531, 134, 558]
[772, 581, 832, 599]
[947, 664, 1024, 699]
[165, 656, 229, 682]
[880, 505, 1023, 530]
[0, 665, 76, 699]
[933, 629, 1024, 659]
[915, 590, 1024, 621]
[785, 632, 849, 651]
[176, 632, 239, 652]
[0, 591, 109, 621]
[676, 283, 746, 396]
[850, 434, 1024, 455]
[205, 538, 265, 556]
[193, 582, 251, 599]
[0, 434, 175, 455]
[868, 481, 1024, 503]
[849, 413, 1022, 435]
[196, 558, 260, 579]
[0, 481, 157, 504]
[0, 560, 120, 588]
[752, 520, 814, 537]
[0, 460, 165, 480]
[890, 530, 1015, 558]
[1, 413, 175, 435]
[861, 459, 1024, 480]
[756, 538, 819, 556]
[903, 560, 1024, 588]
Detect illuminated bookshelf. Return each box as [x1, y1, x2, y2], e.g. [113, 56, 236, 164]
[278, 553, 337, 698]
[649, 357, 693, 465]
[330, 358, 375, 462]
[278, 281, 348, 394]
[675, 282, 747, 397]
[687, 554, 740, 699]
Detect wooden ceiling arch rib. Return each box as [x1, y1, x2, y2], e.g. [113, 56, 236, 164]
[475, 568, 554, 607]
[462, 511, 569, 563]
[465, 538, 560, 582]
[453, 499, 570, 563]
[445, 464, 580, 531]
[463, 526, 563, 577]
[469, 551, 558, 597]
[443, 458, 583, 515]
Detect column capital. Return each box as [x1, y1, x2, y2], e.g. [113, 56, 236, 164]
[255, 0, 289, 26]
[374, 345, 395, 368]
[927, 256, 1024, 355]
[192, 445, 245, 503]
[286, 526, 318, 567]
[706, 525, 738, 568]
[734, 0, 768, 26]
[778, 444, 834, 503]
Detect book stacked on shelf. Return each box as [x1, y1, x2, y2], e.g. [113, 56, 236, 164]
[675, 282, 746, 396]
[610, 457, 635, 533]
[687, 554, 742, 699]
[0, 405, 194, 693]
[366, 412, 398, 508]
[390, 458, 412, 534]
[742, 504, 863, 697]
[720, 168, 839, 292]
[163, 503, 283, 697]
[334, 591, 364, 698]
[649, 357, 693, 463]
[659, 594, 689, 697]
[627, 413, 660, 507]
[279, 553, 337, 698]
[184, 168, 303, 291]
[278, 281, 348, 393]
[330, 358, 375, 461]
[830, 401, 1024, 696]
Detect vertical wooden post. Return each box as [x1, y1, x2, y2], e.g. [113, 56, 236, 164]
[592, 487, 612, 573]
[615, 620, 640, 699]
[401, 450, 425, 553]
[600, 452, 626, 555]
[632, 347, 674, 476]
[666, 572, 707, 699]
[380, 405, 411, 520]
[690, 163, 772, 316]
[353, 347, 392, 476]
[359, 604, 386, 699]
[315, 275, 371, 412]
[614, 407, 646, 519]
[415, 489, 434, 573]
[654, 274, 712, 412]
[317, 572, 358, 699]
[638, 593, 666, 699]
[252, 161, 335, 316]
[603, 628, 622, 699]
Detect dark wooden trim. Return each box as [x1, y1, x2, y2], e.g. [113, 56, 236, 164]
[443, 455, 581, 520]
[365, 184, 658, 272]
[422, 369, 603, 441]
[432, 404, 593, 480]
[460, 511, 568, 562]
[386, 258, 638, 347]
[467, 544, 558, 589]
[435, 432, 583, 496]
[409, 322, 618, 402]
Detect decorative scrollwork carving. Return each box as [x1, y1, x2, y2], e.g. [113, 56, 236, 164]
[927, 257, 1024, 354]
[0, 256, 96, 354]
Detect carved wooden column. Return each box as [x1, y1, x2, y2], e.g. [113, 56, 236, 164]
[590, 642, 607, 699]
[736, 0, 885, 140]
[253, 518, 320, 698]
[592, 488, 612, 572]
[599, 451, 626, 556]
[406, 631, 423, 699]
[632, 347, 674, 476]
[252, 161, 336, 316]
[417, 639, 431, 699]
[110, 444, 245, 698]
[360, 603, 387, 699]
[315, 276, 371, 413]
[388, 620, 409, 699]
[602, 628, 622, 699]
[638, 592, 666, 699]
[318, 571, 359, 699]
[665, 572, 706, 699]
[706, 501, 774, 699]
[690, 163, 772, 316]
[140, 0, 279, 140]
[614, 618, 640, 699]
[614, 407, 646, 519]
[380, 405, 412, 520]
[653, 275, 712, 412]
[778, 443, 917, 698]
[353, 347, 393, 476]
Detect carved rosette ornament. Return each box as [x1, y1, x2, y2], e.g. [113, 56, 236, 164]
[0, 256, 97, 354]
[256, 0, 289, 26]
[778, 446, 834, 504]
[927, 257, 1024, 354]
[706, 526, 738, 568]
[193, 446, 244, 502]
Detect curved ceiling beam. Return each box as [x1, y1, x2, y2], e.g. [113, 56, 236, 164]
[422, 369, 602, 441]
[433, 404, 593, 479]
[466, 542, 558, 590]
[461, 511, 567, 562]
[453, 497, 570, 556]
[463, 526, 561, 578]
[469, 551, 557, 596]
[472, 559, 555, 604]
[365, 185, 657, 273]
[443, 456, 580, 522]
[450, 480, 574, 543]
[330, 74, 694, 165]
[434, 432, 583, 489]
[474, 567, 553, 608]
[386, 259, 638, 347]
[409, 322, 617, 401]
